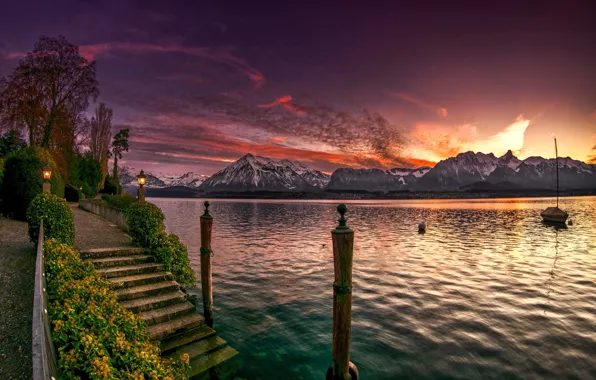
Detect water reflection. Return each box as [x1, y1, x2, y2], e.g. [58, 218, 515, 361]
[151, 196, 596, 380]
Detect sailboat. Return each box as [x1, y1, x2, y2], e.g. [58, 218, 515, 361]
[540, 136, 568, 224]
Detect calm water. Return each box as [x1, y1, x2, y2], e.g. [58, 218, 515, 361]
[150, 196, 596, 380]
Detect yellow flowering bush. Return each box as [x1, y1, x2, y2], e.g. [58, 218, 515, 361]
[44, 239, 190, 379]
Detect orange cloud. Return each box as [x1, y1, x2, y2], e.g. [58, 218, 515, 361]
[391, 92, 448, 118]
[258, 95, 306, 114]
[407, 115, 531, 162]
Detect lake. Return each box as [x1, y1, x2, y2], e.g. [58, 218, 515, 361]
[150, 196, 596, 380]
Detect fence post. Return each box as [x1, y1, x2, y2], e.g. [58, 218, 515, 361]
[200, 201, 214, 328]
[327, 204, 359, 380]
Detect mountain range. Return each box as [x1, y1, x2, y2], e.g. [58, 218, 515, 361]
[119, 151, 596, 194]
[119, 166, 208, 189]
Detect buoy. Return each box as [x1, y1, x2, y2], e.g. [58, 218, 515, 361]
[418, 221, 426, 233]
[568, 219, 573, 226]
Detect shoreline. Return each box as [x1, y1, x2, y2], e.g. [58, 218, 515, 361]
[130, 186, 596, 200]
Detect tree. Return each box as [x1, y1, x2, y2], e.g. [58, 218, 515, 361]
[0, 35, 99, 148]
[0, 130, 27, 157]
[110, 128, 129, 193]
[69, 153, 102, 198]
[88, 103, 113, 188]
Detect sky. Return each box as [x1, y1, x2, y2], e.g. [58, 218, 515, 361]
[1, 1, 595, 174]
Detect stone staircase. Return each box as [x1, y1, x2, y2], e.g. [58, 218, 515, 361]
[80, 246, 238, 378]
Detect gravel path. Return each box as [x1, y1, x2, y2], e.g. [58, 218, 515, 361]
[0, 218, 34, 380]
[71, 204, 133, 251]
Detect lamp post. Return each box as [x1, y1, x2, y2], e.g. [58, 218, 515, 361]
[42, 162, 52, 193]
[137, 170, 147, 202]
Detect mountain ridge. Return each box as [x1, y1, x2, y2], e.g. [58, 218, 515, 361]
[119, 151, 596, 193]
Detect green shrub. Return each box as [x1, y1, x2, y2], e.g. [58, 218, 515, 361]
[154, 233, 197, 286]
[102, 193, 137, 211]
[126, 201, 165, 248]
[1, 147, 65, 220]
[26, 192, 74, 245]
[43, 239, 190, 379]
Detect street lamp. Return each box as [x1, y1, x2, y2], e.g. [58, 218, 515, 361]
[42, 162, 52, 193]
[137, 170, 147, 187]
[137, 170, 146, 202]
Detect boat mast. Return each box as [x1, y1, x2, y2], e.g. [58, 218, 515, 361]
[555, 136, 559, 208]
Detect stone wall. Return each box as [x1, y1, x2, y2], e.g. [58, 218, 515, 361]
[79, 200, 129, 231]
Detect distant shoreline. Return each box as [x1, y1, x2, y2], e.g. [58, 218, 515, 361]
[124, 186, 596, 200]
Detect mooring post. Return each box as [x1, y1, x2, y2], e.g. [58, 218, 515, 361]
[200, 200, 214, 328]
[327, 204, 359, 380]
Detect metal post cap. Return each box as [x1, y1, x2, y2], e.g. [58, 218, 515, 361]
[336, 204, 349, 230]
[203, 200, 211, 216]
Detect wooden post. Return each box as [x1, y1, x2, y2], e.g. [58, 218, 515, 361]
[327, 204, 359, 380]
[137, 186, 146, 202]
[200, 200, 214, 328]
[42, 182, 51, 193]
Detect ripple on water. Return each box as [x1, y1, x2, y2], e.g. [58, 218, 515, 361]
[153, 197, 596, 380]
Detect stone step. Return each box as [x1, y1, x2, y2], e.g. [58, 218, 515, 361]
[188, 345, 239, 379]
[115, 280, 179, 301]
[160, 325, 217, 354]
[109, 271, 174, 288]
[97, 263, 165, 278]
[90, 255, 154, 269]
[166, 335, 227, 361]
[121, 290, 186, 314]
[138, 301, 196, 326]
[79, 246, 147, 259]
[147, 313, 205, 341]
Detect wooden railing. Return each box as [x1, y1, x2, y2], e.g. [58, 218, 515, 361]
[31, 220, 58, 380]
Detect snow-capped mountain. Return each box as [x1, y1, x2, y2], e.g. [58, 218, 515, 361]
[327, 167, 430, 191]
[118, 166, 207, 189]
[199, 153, 330, 192]
[416, 150, 596, 191]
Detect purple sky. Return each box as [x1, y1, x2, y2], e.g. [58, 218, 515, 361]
[1, 1, 595, 174]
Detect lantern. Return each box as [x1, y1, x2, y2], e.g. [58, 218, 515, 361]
[137, 170, 147, 187]
[42, 162, 52, 182]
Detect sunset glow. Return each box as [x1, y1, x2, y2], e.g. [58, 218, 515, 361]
[0, 2, 594, 174]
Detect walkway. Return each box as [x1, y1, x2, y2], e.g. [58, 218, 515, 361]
[71, 204, 132, 251]
[0, 218, 34, 379]
[72, 204, 237, 378]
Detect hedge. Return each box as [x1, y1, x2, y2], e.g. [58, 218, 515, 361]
[126, 202, 196, 286]
[43, 239, 190, 379]
[101, 193, 137, 211]
[126, 202, 166, 248]
[27, 192, 75, 245]
[1, 147, 65, 220]
[153, 233, 197, 287]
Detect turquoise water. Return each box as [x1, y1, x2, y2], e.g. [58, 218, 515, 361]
[151, 197, 596, 380]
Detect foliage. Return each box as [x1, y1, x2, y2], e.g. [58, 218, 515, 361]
[0, 129, 27, 157]
[110, 128, 129, 193]
[69, 153, 102, 198]
[87, 103, 113, 189]
[43, 239, 190, 379]
[125, 201, 196, 285]
[126, 201, 165, 248]
[0, 35, 99, 148]
[1, 147, 65, 220]
[26, 192, 74, 245]
[154, 233, 197, 286]
[0, 157, 3, 188]
[101, 193, 137, 211]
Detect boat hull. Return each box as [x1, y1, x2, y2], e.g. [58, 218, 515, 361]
[540, 207, 568, 224]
